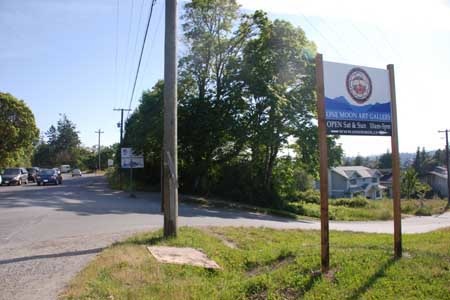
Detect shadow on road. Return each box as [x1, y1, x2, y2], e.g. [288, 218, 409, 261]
[0, 247, 104, 265]
[0, 175, 303, 224]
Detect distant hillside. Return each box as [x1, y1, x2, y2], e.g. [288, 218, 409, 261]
[344, 151, 436, 167]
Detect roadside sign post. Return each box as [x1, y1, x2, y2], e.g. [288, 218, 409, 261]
[388, 64, 402, 258]
[121, 148, 144, 198]
[315, 54, 330, 273]
[130, 157, 135, 198]
[316, 54, 402, 273]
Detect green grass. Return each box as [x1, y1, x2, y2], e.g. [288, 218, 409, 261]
[61, 227, 450, 300]
[287, 198, 448, 221]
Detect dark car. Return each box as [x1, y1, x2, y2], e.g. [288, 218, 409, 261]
[1, 168, 29, 185]
[27, 167, 40, 183]
[36, 169, 63, 186]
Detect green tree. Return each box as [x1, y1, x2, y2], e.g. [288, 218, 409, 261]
[401, 167, 419, 200]
[240, 12, 318, 198]
[123, 83, 164, 187]
[0, 92, 39, 168]
[353, 155, 364, 166]
[33, 114, 81, 167]
[54, 114, 81, 165]
[378, 150, 392, 169]
[178, 0, 250, 193]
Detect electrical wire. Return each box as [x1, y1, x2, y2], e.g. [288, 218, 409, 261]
[349, 20, 388, 63]
[114, 0, 120, 109]
[299, 13, 347, 61]
[135, 0, 164, 99]
[119, 0, 135, 109]
[126, 0, 158, 116]
[124, 0, 147, 107]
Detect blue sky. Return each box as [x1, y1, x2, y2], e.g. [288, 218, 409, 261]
[2, 0, 450, 157]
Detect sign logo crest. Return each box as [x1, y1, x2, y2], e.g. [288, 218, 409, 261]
[346, 67, 372, 104]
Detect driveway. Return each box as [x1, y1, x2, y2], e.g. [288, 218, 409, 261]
[0, 174, 449, 300]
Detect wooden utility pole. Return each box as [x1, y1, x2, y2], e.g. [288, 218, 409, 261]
[388, 64, 402, 258]
[163, 0, 178, 237]
[438, 129, 450, 207]
[95, 129, 104, 171]
[315, 54, 330, 273]
[113, 108, 131, 187]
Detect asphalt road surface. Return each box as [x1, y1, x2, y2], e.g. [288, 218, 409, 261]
[1, 174, 449, 300]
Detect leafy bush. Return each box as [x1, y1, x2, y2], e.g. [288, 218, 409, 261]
[296, 190, 320, 204]
[331, 197, 369, 208]
[415, 206, 432, 216]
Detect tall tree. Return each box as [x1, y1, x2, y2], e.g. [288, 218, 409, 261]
[378, 150, 392, 169]
[0, 92, 39, 168]
[178, 0, 250, 192]
[33, 114, 81, 167]
[240, 12, 317, 195]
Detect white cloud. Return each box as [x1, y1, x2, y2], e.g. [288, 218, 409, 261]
[238, 0, 450, 32]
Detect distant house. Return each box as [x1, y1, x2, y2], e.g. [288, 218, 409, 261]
[425, 166, 448, 197]
[329, 166, 385, 199]
[379, 171, 393, 198]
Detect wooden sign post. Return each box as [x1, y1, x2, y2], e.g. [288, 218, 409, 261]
[388, 64, 402, 258]
[315, 54, 330, 273]
[315, 54, 402, 273]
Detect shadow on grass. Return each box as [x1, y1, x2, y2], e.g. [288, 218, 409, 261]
[113, 232, 172, 247]
[348, 257, 397, 300]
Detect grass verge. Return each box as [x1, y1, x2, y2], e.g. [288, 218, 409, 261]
[61, 227, 450, 300]
[286, 198, 448, 221]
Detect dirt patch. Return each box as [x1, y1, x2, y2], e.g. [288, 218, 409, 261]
[278, 287, 301, 299]
[247, 290, 268, 300]
[247, 254, 295, 277]
[201, 228, 238, 249]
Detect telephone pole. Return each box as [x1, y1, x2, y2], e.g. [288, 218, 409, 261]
[95, 129, 104, 171]
[163, 0, 178, 237]
[113, 108, 132, 187]
[438, 129, 450, 207]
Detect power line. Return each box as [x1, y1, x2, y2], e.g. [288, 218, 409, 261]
[127, 0, 157, 116]
[316, 16, 363, 62]
[374, 25, 401, 60]
[113, 0, 120, 109]
[299, 13, 346, 61]
[349, 20, 388, 63]
[136, 0, 164, 99]
[119, 0, 135, 109]
[124, 0, 147, 102]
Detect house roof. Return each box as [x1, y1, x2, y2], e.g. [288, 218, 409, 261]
[427, 166, 448, 179]
[332, 166, 381, 179]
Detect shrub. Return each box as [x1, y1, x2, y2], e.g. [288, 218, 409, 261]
[331, 197, 369, 208]
[415, 206, 432, 216]
[296, 190, 320, 204]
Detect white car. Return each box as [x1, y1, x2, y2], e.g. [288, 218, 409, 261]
[72, 169, 82, 177]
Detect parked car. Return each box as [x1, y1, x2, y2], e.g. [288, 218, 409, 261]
[27, 167, 40, 183]
[36, 169, 62, 186]
[1, 168, 28, 185]
[60, 165, 71, 173]
[72, 169, 82, 177]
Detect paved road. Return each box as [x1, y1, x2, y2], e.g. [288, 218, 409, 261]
[1, 174, 449, 300]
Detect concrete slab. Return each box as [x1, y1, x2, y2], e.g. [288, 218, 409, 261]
[147, 246, 220, 269]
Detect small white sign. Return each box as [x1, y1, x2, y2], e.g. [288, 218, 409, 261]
[121, 157, 144, 168]
[121, 147, 133, 158]
[107, 159, 114, 167]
